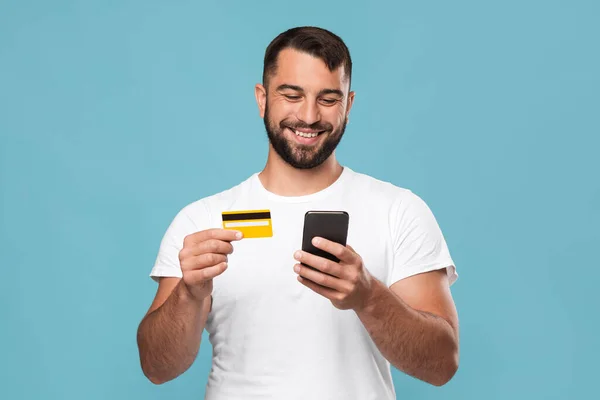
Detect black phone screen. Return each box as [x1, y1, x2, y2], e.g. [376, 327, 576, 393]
[301, 211, 349, 263]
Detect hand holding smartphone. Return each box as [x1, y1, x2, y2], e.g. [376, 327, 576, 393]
[301, 211, 349, 263]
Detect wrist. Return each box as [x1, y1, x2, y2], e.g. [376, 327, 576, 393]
[355, 277, 383, 314]
[177, 280, 208, 308]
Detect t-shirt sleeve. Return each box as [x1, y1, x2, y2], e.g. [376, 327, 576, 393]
[149, 203, 207, 282]
[389, 191, 458, 286]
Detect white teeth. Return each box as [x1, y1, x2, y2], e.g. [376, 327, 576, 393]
[293, 129, 319, 138]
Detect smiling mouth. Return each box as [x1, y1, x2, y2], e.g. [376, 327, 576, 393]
[288, 127, 326, 138]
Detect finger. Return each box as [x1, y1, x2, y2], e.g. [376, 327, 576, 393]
[195, 239, 235, 256]
[293, 250, 344, 278]
[184, 228, 242, 246]
[294, 263, 351, 292]
[184, 262, 228, 284]
[180, 240, 233, 262]
[297, 275, 339, 300]
[181, 253, 227, 271]
[311, 237, 356, 263]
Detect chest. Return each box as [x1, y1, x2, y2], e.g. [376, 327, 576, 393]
[210, 204, 392, 305]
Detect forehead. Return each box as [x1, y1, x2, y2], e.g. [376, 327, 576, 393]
[270, 48, 348, 92]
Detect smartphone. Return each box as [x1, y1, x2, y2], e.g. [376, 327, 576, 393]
[301, 211, 349, 263]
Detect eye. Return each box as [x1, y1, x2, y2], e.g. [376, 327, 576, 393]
[320, 98, 338, 105]
[284, 95, 301, 101]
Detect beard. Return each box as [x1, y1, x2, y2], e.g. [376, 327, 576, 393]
[263, 102, 347, 170]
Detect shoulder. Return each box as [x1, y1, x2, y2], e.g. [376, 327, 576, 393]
[343, 167, 436, 225]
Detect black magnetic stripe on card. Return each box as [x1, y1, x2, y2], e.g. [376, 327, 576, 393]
[222, 211, 271, 221]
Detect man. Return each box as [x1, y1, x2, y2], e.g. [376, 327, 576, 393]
[137, 26, 459, 399]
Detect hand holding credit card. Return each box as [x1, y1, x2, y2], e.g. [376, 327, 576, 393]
[179, 228, 242, 301]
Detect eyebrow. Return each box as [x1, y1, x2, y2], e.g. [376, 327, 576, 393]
[276, 84, 344, 98]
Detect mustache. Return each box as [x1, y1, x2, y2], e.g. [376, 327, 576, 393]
[280, 120, 333, 132]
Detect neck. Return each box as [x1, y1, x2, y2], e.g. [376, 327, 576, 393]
[258, 147, 343, 197]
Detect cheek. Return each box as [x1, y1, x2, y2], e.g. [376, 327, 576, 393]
[271, 102, 297, 123]
[324, 106, 347, 126]
[336, 105, 347, 120]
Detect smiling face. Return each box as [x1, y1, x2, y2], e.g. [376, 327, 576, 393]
[256, 48, 355, 169]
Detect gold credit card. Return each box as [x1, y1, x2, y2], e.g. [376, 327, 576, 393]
[221, 209, 273, 238]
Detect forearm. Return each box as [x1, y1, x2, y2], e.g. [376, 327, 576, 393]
[355, 279, 459, 386]
[137, 281, 209, 384]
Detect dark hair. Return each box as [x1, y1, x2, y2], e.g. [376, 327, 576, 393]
[262, 26, 352, 89]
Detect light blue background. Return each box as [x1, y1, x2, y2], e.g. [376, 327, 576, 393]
[1, 1, 598, 399]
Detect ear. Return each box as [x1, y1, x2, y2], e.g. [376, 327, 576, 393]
[255, 83, 267, 118]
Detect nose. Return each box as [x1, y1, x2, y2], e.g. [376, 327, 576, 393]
[296, 99, 321, 126]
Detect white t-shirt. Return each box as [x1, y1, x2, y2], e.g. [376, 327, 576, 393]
[150, 166, 457, 400]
